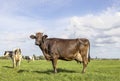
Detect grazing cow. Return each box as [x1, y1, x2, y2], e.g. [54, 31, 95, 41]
[4, 48, 22, 68]
[30, 32, 90, 73]
[24, 56, 34, 63]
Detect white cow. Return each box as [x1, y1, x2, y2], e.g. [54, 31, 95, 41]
[25, 56, 34, 63]
[4, 48, 22, 68]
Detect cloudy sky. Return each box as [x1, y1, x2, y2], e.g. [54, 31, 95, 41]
[0, 0, 120, 58]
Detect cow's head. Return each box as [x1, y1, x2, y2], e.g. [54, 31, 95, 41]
[4, 51, 9, 57]
[30, 32, 48, 46]
[13, 48, 21, 55]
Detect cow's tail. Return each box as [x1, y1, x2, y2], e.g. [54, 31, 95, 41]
[88, 41, 90, 62]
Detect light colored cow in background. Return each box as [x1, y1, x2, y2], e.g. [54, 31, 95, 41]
[24, 56, 34, 63]
[4, 48, 22, 68]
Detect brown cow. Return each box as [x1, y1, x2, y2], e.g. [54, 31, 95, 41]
[4, 48, 22, 68]
[30, 32, 90, 73]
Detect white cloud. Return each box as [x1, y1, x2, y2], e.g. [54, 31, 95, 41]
[116, 12, 120, 16]
[69, 11, 120, 30]
[95, 44, 105, 47]
[104, 27, 120, 36]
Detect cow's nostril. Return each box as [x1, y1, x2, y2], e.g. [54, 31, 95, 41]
[35, 42, 39, 45]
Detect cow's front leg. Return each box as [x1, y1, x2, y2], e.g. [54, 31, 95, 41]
[18, 60, 21, 67]
[16, 61, 20, 67]
[51, 58, 57, 73]
[13, 60, 16, 68]
[16, 61, 18, 67]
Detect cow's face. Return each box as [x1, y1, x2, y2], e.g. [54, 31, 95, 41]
[14, 48, 21, 55]
[30, 32, 48, 46]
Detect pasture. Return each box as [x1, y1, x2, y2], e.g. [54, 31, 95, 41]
[0, 59, 120, 81]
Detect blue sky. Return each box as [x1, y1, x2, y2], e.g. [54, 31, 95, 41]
[0, 0, 120, 58]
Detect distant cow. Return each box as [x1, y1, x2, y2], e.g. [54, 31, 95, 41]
[4, 48, 22, 68]
[24, 56, 34, 63]
[30, 32, 90, 73]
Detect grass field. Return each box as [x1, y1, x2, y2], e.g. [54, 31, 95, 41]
[0, 59, 120, 81]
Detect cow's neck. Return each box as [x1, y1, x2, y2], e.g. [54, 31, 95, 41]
[38, 41, 51, 60]
[39, 42, 45, 51]
[38, 40, 47, 55]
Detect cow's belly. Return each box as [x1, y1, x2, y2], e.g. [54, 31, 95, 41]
[59, 51, 82, 61]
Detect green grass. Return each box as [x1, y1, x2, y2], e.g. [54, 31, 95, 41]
[0, 59, 120, 81]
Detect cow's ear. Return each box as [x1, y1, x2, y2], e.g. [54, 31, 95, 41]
[30, 35, 36, 39]
[42, 35, 48, 42]
[19, 48, 21, 53]
[44, 35, 48, 38]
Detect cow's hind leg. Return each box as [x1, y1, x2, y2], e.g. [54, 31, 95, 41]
[13, 59, 16, 68]
[16, 61, 21, 67]
[82, 57, 88, 73]
[13, 62, 15, 68]
[18, 60, 21, 67]
[51, 58, 57, 73]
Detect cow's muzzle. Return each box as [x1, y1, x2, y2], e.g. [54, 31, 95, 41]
[35, 42, 40, 45]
